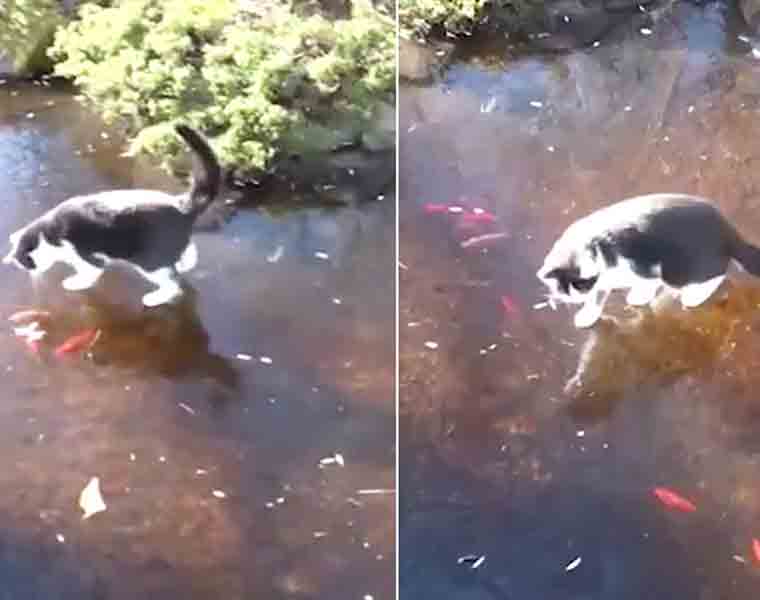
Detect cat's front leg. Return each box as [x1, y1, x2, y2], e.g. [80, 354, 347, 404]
[574, 288, 611, 329]
[574, 302, 603, 329]
[62, 271, 103, 292]
[61, 264, 104, 291]
[141, 267, 183, 308]
[626, 278, 661, 306]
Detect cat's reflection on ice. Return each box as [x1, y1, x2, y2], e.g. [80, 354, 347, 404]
[563, 283, 752, 422]
[28, 274, 239, 392]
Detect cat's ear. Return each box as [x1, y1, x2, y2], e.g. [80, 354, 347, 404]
[2, 231, 21, 265]
[537, 265, 562, 280]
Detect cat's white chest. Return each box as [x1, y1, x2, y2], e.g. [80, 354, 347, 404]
[28, 235, 67, 273]
[598, 257, 657, 291]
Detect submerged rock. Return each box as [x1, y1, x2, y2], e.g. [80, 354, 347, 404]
[400, 38, 437, 82]
[0, 2, 63, 76]
[740, 0, 760, 31]
[525, 0, 642, 50]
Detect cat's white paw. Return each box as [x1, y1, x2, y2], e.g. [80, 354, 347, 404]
[626, 280, 661, 306]
[142, 287, 182, 308]
[175, 242, 198, 274]
[574, 304, 603, 328]
[62, 272, 102, 291]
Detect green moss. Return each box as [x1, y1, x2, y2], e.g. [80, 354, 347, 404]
[399, 0, 547, 39]
[48, 0, 395, 174]
[399, 0, 488, 38]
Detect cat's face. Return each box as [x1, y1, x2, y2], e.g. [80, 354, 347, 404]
[2, 229, 56, 272]
[3, 229, 35, 270]
[537, 244, 601, 304]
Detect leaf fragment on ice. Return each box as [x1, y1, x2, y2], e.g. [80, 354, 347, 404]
[8, 309, 51, 324]
[79, 477, 107, 520]
[565, 556, 582, 571]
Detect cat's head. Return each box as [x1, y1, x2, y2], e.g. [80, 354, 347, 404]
[537, 243, 601, 304]
[2, 227, 55, 272]
[3, 228, 37, 270]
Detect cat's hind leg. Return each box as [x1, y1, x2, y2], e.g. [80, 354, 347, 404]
[140, 267, 183, 308]
[175, 241, 198, 274]
[661, 251, 728, 309]
[679, 275, 725, 308]
[626, 278, 662, 306]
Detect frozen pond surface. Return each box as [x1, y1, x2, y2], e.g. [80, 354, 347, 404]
[0, 80, 395, 599]
[401, 2, 760, 597]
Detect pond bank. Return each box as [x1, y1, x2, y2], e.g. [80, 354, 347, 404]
[2, 0, 396, 190]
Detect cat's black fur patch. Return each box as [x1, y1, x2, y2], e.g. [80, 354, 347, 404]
[538, 193, 760, 327]
[542, 194, 760, 289]
[40, 199, 196, 272]
[6, 124, 221, 275]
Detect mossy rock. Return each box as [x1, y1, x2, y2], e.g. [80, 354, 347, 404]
[361, 101, 395, 151]
[14, 17, 60, 74]
[0, 0, 63, 75]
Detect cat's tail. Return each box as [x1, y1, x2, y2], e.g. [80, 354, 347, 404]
[730, 232, 760, 276]
[175, 124, 222, 219]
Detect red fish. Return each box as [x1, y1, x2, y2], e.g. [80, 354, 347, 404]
[54, 329, 100, 358]
[501, 295, 520, 316]
[423, 203, 448, 214]
[752, 538, 760, 563]
[652, 487, 697, 512]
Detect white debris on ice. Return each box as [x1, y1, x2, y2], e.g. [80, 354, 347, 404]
[79, 477, 107, 520]
[320, 453, 346, 467]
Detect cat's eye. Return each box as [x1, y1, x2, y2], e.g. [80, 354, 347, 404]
[570, 277, 597, 293]
[20, 254, 35, 270]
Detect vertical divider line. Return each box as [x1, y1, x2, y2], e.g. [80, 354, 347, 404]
[394, 3, 401, 598]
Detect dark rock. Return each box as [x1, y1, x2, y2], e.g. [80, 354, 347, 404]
[604, 0, 655, 12]
[740, 0, 760, 30]
[400, 38, 453, 83]
[235, 146, 393, 208]
[292, 0, 351, 19]
[527, 0, 636, 50]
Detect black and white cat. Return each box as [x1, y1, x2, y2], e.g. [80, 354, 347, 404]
[537, 193, 760, 328]
[2, 124, 221, 308]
